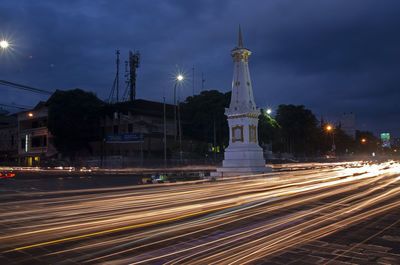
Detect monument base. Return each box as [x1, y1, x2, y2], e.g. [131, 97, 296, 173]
[210, 167, 272, 177]
[211, 145, 272, 177]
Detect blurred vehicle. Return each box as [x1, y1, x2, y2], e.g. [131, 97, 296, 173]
[0, 172, 15, 179]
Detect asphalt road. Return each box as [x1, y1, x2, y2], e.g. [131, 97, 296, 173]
[1, 161, 400, 264]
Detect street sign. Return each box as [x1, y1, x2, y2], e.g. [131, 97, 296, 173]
[106, 133, 144, 143]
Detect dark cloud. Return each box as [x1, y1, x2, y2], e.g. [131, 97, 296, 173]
[1, 0, 399, 136]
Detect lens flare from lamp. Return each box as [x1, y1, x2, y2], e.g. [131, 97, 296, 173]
[0, 40, 9, 49]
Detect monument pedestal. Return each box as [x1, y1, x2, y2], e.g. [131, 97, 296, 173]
[212, 115, 272, 177]
[212, 145, 272, 177]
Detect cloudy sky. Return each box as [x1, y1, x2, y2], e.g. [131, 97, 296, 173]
[1, 0, 399, 136]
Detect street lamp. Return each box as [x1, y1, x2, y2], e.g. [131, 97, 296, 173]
[174, 74, 184, 141]
[325, 124, 335, 152]
[361, 138, 367, 143]
[0, 40, 9, 49]
[173, 74, 184, 164]
[266, 108, 272, 115]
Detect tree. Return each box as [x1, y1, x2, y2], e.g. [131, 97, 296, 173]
[47, 89, 104, 160]
[275, 104, 319, 155]
[355, 130, 379, 154]
[181, 90, 230, 153]
[258, 109, 280, 149]
[318, 122, 355, 155]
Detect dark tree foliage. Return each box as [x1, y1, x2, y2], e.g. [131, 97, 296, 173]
[275, 104, 319, 155]
[318, 121, 355, 155]
[355, 130, 380, 154]
[181, 91, 281, 154]
[334, 127, 356, 154]
[181, 90, 231, 151]
[258, 109, 280, 147]
[47, 89, 104, 159]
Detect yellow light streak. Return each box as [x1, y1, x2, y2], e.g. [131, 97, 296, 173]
[12, 204, 237, 251]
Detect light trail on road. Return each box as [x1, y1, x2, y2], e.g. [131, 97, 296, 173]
[0, 161, 400, 264]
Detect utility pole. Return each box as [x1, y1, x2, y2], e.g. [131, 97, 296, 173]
[140, 134, 143, 166]
[214, 118, 217, 163]
[178, 99, 183, 164]
[192, 66, 195, 96]
[173, 82, 177, 141]
[201, 72, 205, 91]
[163, 96, 167, 169]
[116, 49, 120, 102]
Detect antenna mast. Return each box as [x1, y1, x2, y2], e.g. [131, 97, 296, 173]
[129, 50, 140, 102]
[116, 49, 120, 102]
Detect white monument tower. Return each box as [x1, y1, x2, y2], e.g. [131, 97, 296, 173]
[214, 26, 270, 177]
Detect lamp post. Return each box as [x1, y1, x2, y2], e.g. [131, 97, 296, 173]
[178, 99, 183, 164]
[326, 125, 335, 152]
[173, 74, 184, 164]
[163, 96, 167, 169]
[174, 74, 184, 141]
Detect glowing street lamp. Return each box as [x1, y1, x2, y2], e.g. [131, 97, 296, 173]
[174, 74, 184, 164]
[361, 138, 367, 143]
[0, 40, 9, 49]
[266, 108, 272, 115]
[325, 124, 335, 152]
[174, 74, 184, 140]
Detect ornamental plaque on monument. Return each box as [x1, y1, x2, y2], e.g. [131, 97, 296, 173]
[212, 26, 272, 177]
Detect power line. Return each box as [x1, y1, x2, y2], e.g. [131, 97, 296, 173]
[0, 80, 53, 95]
[0, 103, 32, 110]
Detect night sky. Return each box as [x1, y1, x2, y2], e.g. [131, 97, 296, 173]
[1, 0, 400, 137]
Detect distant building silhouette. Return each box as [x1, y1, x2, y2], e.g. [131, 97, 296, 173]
[340, 113, 356, 139]
[95, 99, 176, 168]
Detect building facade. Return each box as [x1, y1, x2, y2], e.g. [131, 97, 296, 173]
[91, 99, 177, 167]
[0, 96, 177, 167]
[0, 110, 18, 163]
[340, 113, 356, 139]
[17, 103, 57, 166]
